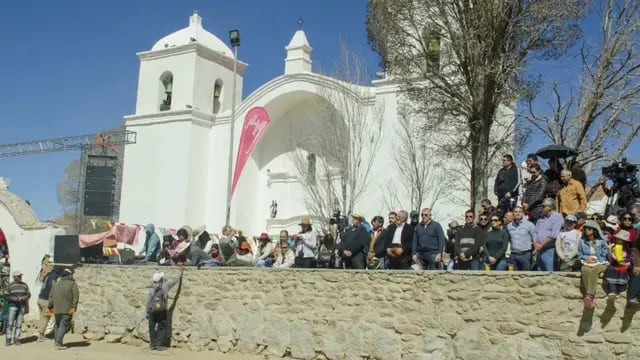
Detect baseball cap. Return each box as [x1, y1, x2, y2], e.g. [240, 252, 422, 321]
[12, 270, 23, 277]
[565, 214, 577, 222]
[62, 268, 74, 276]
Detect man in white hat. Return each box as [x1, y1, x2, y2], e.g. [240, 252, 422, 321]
[146, 266, 184, 351]
[4, 270, 30, 346]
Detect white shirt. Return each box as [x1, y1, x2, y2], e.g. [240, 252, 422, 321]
[295, 230, 318, 258]
[392, 223, 405, 245]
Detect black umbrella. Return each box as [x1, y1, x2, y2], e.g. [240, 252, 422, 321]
[535, 144, 578, 159]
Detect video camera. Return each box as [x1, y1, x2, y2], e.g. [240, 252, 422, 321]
[329, 210, 349, 233]
[603, 158, 640, 215]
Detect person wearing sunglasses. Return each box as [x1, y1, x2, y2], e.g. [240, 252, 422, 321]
[412, 208, 446, 270]
[483, 216, 509, 270]
[454, 210, 485, 270]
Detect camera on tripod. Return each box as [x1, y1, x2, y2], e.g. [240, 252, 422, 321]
[603, 158, 640, 215]
[329, 210, 349, 233]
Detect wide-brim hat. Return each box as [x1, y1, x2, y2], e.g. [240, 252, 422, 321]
[615, 229, 631, 242]
[176, 241, 191, 253]
[351, 212, 365, 221]
[259, 232, 270, 240]
[299, 218, 312, 226]
[605, 215, 618, 230]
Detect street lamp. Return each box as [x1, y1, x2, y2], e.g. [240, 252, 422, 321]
[225, 29, 240, 226]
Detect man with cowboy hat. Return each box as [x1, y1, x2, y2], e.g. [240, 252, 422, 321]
[4, 270, 30, 346]
[295, 218, 318, 268]
[339, 212, 369, 269]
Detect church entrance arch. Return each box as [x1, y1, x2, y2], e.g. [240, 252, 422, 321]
[231, 75, 352, 235]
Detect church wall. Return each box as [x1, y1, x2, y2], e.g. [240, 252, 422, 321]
[184, 122, 212, 229]
[135, 51, 198, 115]
[0, 205, 64, 319]
[119, 121, 192, 228]
[205, 122, 233, 234]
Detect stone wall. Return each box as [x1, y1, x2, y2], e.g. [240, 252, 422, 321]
[70, 266, 640, 359]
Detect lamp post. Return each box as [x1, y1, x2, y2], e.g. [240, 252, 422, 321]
[225, 29, 240, 226]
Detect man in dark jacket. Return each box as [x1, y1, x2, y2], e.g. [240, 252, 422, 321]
[523, 163, 548, 224]
[494, 154, 519, 214]
[340, 213, 369, 269]
[384, 210, 413, 269]
[412, 208, 446, 270]
[146, 267, 183, 351]
[48, 268, 79, 349]
[454, 210, 485, 270]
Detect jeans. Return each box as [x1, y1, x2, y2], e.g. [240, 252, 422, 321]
[487, 258, 508, 271]
[416, 252, 443, 270]
[199, 258, 222, 267]
[256, 258, 274, 268]
[6, 305, 24, 343]
[510, 251, 532, 271]
[37, 299, 50, 335]
[535, 247, 555, 271]
[456, 259, 481, 270]
[54, 314, 71, 346]
[148, 311, 168, 349]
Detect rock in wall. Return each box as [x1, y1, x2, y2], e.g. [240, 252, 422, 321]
[70, 266, 640, 359]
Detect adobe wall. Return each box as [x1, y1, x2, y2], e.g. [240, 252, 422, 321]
[68, 266, 640, 359]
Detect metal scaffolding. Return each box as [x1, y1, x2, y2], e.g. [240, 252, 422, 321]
[0, 130, 137, 157]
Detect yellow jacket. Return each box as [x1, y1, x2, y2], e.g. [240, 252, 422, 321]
[558, 179, 587, 215]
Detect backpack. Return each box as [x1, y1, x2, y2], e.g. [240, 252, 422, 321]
[148, 285, 167, 314]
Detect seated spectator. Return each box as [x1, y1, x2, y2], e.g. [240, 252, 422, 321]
[578, 220, 609, 309]
[555, 215, 581, 271]
[627, 247, 640, 306]
[226, 236, 254, 267]
[209, 244, 222, 263]
[139, 224, 160, 262]
[255, 233, 275, 268]
[273, 239, 295, 268]
[604, 230, 631, 301]
[484, 215, 509, 270]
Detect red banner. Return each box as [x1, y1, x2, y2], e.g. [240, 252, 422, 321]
[231, 106, 270, 197]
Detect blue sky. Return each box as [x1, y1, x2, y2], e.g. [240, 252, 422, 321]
[0, 1, 637, 221]
[0, 0, 377, 220]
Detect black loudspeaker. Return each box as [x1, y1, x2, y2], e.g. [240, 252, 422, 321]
[80, 243, 103, 262]
[83, 165, 115, 217]
[54, 235, 80, 265]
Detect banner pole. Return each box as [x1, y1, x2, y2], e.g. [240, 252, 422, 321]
[225, 45, 239, 226]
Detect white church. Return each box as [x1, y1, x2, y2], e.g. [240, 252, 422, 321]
[118, 12, 480, 236]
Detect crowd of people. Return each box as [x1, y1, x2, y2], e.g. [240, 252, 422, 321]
[127, 153, 640, 310]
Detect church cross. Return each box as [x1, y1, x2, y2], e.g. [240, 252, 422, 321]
[297, 17, 304, 29]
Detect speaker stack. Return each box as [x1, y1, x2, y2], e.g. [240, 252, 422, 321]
[84, 165, 115, 217]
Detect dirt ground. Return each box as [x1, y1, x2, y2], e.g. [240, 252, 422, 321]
[2, 334, 267, 360]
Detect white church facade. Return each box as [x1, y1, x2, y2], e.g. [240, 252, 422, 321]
[119, 13, 483, 236]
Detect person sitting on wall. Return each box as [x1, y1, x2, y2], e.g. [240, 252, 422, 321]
[254, 233, 275, 268]
[578, 221, 609, 309]
[555, 215, 582, 271]
[273, 239, 295, 268]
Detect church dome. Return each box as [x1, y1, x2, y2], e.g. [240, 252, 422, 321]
[151, 12, 233, 57]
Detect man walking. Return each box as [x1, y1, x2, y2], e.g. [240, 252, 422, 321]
[48, 268, 79, 350]
[412, 208, 446, 270]
[37, 267, 60, 341]
[4, 270, 30, 346]
[146, 266, 183, 351]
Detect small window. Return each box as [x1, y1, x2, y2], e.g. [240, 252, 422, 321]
[307, 153, 316, 185]
[213, 79, 223, 114]
[159, 71, 173, 111]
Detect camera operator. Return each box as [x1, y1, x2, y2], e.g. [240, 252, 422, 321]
[339, 213, 368, 269]
[294, 219, 318, 268]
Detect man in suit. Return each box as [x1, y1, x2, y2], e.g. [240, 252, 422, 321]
[384, 210, 413, 269]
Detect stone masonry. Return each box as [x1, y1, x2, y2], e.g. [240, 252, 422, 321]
[66, 266, 640, 359]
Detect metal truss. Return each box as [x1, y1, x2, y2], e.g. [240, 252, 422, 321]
[0, 130, 137, 157]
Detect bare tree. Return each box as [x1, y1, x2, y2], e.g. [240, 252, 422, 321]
[367, 0, 584, 209]
[522, 0, 640, 188]
[392, 104, 457, 211]
[289, 44, 384, 222]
